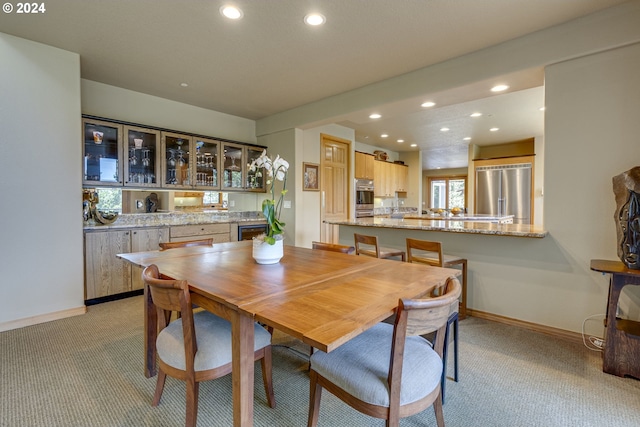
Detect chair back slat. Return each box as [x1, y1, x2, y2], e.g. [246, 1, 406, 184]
[142, 264, 191, 313]
[354, 233, 380, 257]
[312, 241, 356, 254]
[398, 276, 461, 337]
[406, 238, 444, 267]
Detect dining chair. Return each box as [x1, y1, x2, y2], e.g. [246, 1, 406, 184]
[354, 233, 406, 261]
[311, 241, 356, 254]
[406, 237, 465, 402]
[308, 276, 461, 427]
[159, 238, 214, 250]
[142, 264, 276, 427]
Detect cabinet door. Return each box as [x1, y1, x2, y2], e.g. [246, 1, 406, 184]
[85, 230, 132, 300]
[246, 146, 266, 192]
[395, 164, 408, 192]
[193, 137, 220, 190]
[355, 152, 366, 179]
[123, 125, 161, 187]
[82, 118, 123, 186]
[221, 142, 244, 190]
[374, 160, 386, 197]
[130, 227, 169, 290]
[161, 132, 193, 189]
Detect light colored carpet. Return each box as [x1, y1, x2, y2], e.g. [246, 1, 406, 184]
[1, 296, 639, 426]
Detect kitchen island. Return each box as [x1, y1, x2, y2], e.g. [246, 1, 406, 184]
[326, 216, 547, 238]
[326, 217, 557, 337]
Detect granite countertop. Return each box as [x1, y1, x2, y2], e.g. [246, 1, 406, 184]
[325, 217, 547, 238]
[399, 213, 515, 224]
[84, 211, 266, 230]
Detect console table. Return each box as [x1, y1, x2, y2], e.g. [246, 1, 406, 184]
[590, 259, 640, 379]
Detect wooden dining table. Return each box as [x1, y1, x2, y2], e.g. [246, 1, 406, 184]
[118, 240, 459, 427]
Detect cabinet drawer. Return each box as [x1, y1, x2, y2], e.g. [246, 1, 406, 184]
[171, 234, 230, 244]
[170, 223, 230, 238]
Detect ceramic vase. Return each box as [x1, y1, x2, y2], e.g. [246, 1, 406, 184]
[252, 238, 284, 264]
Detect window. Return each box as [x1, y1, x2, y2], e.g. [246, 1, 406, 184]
[203, 192, 228, 208]
[428, 176, 466, 211]
[95, 188, 122, 213]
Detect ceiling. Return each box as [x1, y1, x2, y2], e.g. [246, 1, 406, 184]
[0, 0, 628, 169]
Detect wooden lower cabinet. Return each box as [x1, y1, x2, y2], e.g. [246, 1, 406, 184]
[169, 223, 230, 243]
[130, 227, 169, 290]
[84, 227, 168, 300]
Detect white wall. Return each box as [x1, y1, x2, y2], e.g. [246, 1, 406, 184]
[545, 42, 640, 324]
[0, 34, 84, 329]
[296, 124, 355, 247]
[81, 80, 256, 144]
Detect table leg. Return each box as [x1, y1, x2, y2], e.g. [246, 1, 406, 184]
[143, 282, 158, 378]
[232, 309, 255, 427]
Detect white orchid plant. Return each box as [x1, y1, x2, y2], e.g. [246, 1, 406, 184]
[249, 150, 289, 244]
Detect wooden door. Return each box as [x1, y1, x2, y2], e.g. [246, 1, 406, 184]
[320, 134, 351, 243]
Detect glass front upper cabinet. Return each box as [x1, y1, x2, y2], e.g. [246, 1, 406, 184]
[221, 143, 244, 190]
[246, 146, 266, 192]
[82, 118, 123, 186]
[161, 132, 193, 189]
[193, 137, 220, 190]
[123, 125, 160, 187]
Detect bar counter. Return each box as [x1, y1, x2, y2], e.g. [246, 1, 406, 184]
[326, 216, 547, 238]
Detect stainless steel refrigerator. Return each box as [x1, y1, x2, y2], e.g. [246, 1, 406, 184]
[475, 163, 532, 224]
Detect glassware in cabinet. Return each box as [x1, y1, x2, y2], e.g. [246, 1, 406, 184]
[123, 126, 160, 187]
[82, 118, 123, 186]
[246, 146, 266, 192]
[193, 137, 220, 190]
[222, 143, 244, 190]
[161, 132, 193, 188]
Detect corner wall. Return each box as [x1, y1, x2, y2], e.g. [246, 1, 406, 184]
[0, 33, 84, 329]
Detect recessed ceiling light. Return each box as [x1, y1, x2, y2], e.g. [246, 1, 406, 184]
[463, 137, 471, 141]
[180, 82, 189, 87]
[491, 84, 509, 92]
[381, 134, 388, 138]
[490, 127, 499, 132]
[220, 5, 243, 19]
[421, 101, 436, 108]
[369, 113, 381, 119]
[397, 139, 404, 143]
[470, 112, 482, 117]
[304, 13, 326, 26]
[440, 127, 450, 132]
[410, 144, 417, 147]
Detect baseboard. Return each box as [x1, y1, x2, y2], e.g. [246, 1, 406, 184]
[467, 309, 583, 344]
[0, 306, 87, 333]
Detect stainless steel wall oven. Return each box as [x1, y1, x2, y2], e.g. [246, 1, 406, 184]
[355, 178, 374, 217]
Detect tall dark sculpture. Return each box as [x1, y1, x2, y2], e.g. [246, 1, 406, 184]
[613, 167, 640, 269]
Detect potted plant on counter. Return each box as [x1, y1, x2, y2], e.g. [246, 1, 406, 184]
[249, 150, 289, 264]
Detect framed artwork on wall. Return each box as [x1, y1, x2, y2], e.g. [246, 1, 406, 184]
[303, 162, 319, 191]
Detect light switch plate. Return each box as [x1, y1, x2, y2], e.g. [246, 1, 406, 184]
[284, 200, 291, 208]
